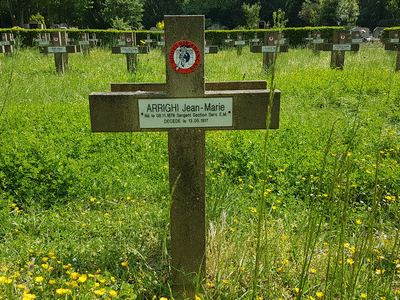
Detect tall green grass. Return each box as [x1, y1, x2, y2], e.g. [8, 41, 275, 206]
[0, 44, 399, 299]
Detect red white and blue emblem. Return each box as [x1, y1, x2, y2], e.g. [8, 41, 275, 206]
[169, 40, 201, 74]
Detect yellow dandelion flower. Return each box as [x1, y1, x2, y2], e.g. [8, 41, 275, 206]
[356, 219, 362, 225]
[35, 276, 43, 283]
[110, 290, 118, 297]
[121, 261, 128, 267]
[316, 292, 324, 298]
[78, 274, 87, 283]
[94, 288, 107, 296]
[309, 268, 316, 274]
[222, 279, 229, 284]
[49, 279, 56, 284]
[42, 257, 49, 262]
[361, 293, 367, 298]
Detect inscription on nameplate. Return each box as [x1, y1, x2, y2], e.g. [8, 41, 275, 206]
[391, 38, 400, 43]
[121, 47, 139, 54]
[251, 39, 260, 42]
[235, 41, 246, 45]
[313, 39, 324, 44]
[48, 46, 67, 53]
[352, 38, 363, 44]
[139, 98, 233, 128]
[39, 41, 50, 46]
[205, 47, 210, 54]
[262, 46, 277, 53]
[158, 41, 165, 46]
[118, 41, 126, 46]
[333, 44, 352, 51]
[0, 41, 10, 46]
[79, 41, 90, 45]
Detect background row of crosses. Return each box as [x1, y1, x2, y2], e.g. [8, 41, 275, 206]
[2, 28, 399, 73]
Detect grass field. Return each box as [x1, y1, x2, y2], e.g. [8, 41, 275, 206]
[0, 43, 400, 299]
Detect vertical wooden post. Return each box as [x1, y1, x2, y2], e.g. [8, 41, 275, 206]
[126, 32, 138, 73]
[331, 30, 346, 70]
[263, 31, 277, 69]
[165, 15, 206, 299]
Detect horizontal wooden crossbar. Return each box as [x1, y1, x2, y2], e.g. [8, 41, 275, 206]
[315, 43, 360, 52]
[89, 89, 280, 132]
[111, 81, 267, 92]
[111, 46, 149, 54]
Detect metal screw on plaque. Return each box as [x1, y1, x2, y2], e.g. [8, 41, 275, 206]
[38, 31, 78, 73]
[250, 31, 289, 69]
[111, 32, 149, 73]
[384, 30, 400, 72]
[315, 29, 359, 70]
[89, 15, 281, 300]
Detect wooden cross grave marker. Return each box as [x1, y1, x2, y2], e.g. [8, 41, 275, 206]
[39, 31, 78, 73]
[384, 30, 400, 72]
[315, 29, 359, 70]
[302, 32, 324, 53]
[205, 40, 218, 54]
[89, 15, 280, 299]
[78, 33, 98, 55]
[250, 31, 289, 69]
[111, 32, 149, 73]
[34, 32, 51, 47]
[0, 33, 15, 54]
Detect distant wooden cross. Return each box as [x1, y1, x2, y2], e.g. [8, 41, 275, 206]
[111, 32, 149, 73]
[205, 40, 218, 54]
[250, 31, 289, 69]
[89, 15, 280, 299]
[316, 29, 359, 70]
[35, 32, 51, 47]
[384, 30, 400, 72]
[78, 33, 97, 55]
[39, 31, 78, 73]
[0, 33, 15, 54]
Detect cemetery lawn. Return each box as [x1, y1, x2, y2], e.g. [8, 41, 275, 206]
[1, 43, 400, 299]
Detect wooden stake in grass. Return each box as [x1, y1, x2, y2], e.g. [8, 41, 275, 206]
[89, 15, 281, 300]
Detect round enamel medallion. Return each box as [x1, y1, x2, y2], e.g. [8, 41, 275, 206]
[169, 40, 201, 74]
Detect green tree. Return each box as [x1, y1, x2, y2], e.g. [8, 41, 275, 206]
[242, 2, 261, 29]
[299, 0, 359, 26]
[387, 0, 400, 23]
[101, 0, 143, 30]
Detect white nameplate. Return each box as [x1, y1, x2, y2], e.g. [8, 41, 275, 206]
[313, 39, 324, 44]
[205, 47, 210, 54]
[48, 46, 67, 53]
[333, 44, 352, 51]
[251, 39, 260, 42]
[79, 41, 90, 45]
[261, 46, 277, 53]
[305, 38, 313, 41]
[235, 41, 245, 45]
[89, 39, 98, 42]
[157, 41, 165, 46]
[0, 41, 10, 46]
[274, 39, 287, 44]
[352, 38, 363, 44]
[120, 47, 139, 54]
[145, 39, 153, 43]
[391, 38, 400, 43]
[224, 39, 232, 43]
[118, 41, 126, 46]
[139, 98, 233, 128]
[39, 41, 50, 46]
